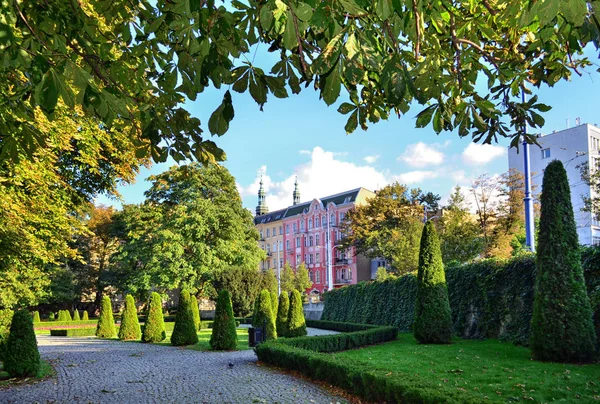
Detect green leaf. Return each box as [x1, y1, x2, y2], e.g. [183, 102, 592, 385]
[312, 31, 344, 75]
[208, 91, 235, 136]
[339, 0, 366, 15]
[51, 69, 75, 109]
[560, 0, 587, 26]
[375, 0, 393, 20]
[295, 3, 313, 21]
[345, 110, 359, 134]
[537, 0, 560, 25]
[249, 72, 268, 107]
[260, 6, 274, 30]
[415, 105, 436, 128]
[35, 71, 59, 114]
[0, 23, 14, 46]
[533, 103, 552, 112]
[283, 11, 297, 50]
[321, 65, 341, 106]
[338, 102, 356, 115]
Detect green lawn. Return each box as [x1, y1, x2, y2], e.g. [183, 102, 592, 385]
[332, 333, 600, 403]
[159, 323, 250, 351]
[0, 360, 54, 387]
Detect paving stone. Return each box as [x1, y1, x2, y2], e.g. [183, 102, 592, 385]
[0, 329, 344, 404]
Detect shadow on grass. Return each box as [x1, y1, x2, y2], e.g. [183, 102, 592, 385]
[0, 360, 54, 389]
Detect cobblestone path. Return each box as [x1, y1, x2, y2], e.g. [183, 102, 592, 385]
[0, 333, 344, 404]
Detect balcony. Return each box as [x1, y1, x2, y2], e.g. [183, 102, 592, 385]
[335, 258, 351, 265]
[334, 278, 352, 285]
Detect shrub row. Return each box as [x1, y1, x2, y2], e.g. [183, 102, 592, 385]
[305, 319, 380, 332]
[50, 327, 97, 337]
[255, 343, 477, 404]
[34, 320, 97, 328]
[280, 325, 398, 353]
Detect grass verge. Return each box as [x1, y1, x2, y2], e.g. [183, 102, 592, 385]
[0, 360, 54, 388]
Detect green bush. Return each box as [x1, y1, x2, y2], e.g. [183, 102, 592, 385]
[50, 327, 97, 336]
[252, 289, 277, 340]
[305, 319, 383, 332]
[64, 310, 72, 322]
[276, 292, 290, 337]
[413, 221, 452, 344]
[57, 310, 64, 321]
[73, 310, 80, 321]
[3, 310, 40, 377]
[282, 325, 397, 352]
[190, 294, 201, 331]
[531, 160, 597, 363]
[96, 296, 116, 338]
[270, 291, 278, 322]
[287, 290, 306, 338]
[142, 292, 166, 343]
[170, 290, 199, 346]
[210, 290, 238, 350]
[213, 266, 264, 317]
[49, 312, 55, 321]
[82, 310, 89, 320]
[119, 294, 141, 340]
[34, 320, 97, 328]
[0, 309, 14, 362]
[32, 311, 41, 323]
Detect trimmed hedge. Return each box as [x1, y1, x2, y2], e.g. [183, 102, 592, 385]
[170, 290, 199, 346]
[119, 294, 141, 340]
[82, 311, 89, 320]
[73, 310, 80, 321]
[50, 327, 97, 337]
[96, 296, 116, 338]
[33, 311, 41, 323]
[34, 320, 97, 328]
[3, 310, 40, 377]
[276, 292, 289, 337]
[286, 290, 306, 337]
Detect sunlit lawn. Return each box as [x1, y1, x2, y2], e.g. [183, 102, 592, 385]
[333, 333, 600, 403]
[0, 360, 54, 387]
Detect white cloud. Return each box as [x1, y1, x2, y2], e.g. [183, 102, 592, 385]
[392, 171, 439, 185]
[363, 155, 380, 164]
[398, 142, 445, 168]
[461, 143, 506, 165]
[242, 147, 389, 211]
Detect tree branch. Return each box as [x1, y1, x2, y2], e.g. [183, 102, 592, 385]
[412, 0, 421, 59]
[456, 38, 500, 69]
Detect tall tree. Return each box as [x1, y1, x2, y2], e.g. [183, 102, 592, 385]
[340, 183, 430, 275]
[530, 161, 596, 363]
[2, 0, 594, 168]
[470, 174, 500, 257]
[111, 164, 264, 297]
[294, 262, 312, 293]
[438, 186, 483, 264]
[578, 160, 600, 223]
[280, 263, 296, 293]
[213, 266, 263, 318]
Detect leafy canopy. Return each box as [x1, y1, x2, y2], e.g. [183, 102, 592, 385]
[2, 0, 598, 167]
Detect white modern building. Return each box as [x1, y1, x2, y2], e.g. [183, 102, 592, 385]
[508, 123, 600, 246]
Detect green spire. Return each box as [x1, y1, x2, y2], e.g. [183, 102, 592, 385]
[293, 176, 300, 205]
[256, 176, 269, 216]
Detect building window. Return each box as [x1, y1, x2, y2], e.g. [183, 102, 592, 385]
[330, 213, 336, 225]
[280, 258, 284, 268]
[309, 254, 314, 264]
[286, 240, 290, 250]
[279, 226, 283, 235]
[340, 212, 345, 222]
[266, 244, 270, 254]
[296, 254, 301, 266]
[309, 271, 314, 282]
[316, 270, 320, 283]
[341, 268, 346, 280]
[286, 224, 290, 234]
[293, 223, 297, 233]
[304, 253, 308, 263]
[296, 237, 301, 248]
[267, 260, 270, 269]
[592, 137, 600, 151]
[309, 218, 313, 229]
[348, 268, 352, 280]
[322, 215, 326, 227]
[260, 230, 263, 239]
[541, 148, 551, 159]
[316, 253, 320, 264]
[315, 234, 320, 245]
[273, 227, 276, 236]
[315, 217, 320, 227]
[304, 236, 308, 247]
[273, 242, 277, 252]
[266, 229, 270, 238]
[309, 236, 313, 246]
[592, 236, 600, 246]
[300, 220, 305, 231]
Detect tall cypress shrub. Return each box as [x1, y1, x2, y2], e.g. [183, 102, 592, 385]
[531, 160, 597, 362]
[3, 310, 40, 377]
[64, 310, 72, 321]
[48, 312, 55, 321]
[252, 289, 276, 340]
[287, 290, 307, 337]
[57, 310, 64, 321]
[96, 296, 116, 338]
[276, 292, 290, 337]
[210, 290, 238, 350]
[171, 290, 199, 346]
[73, 310, 80, 321]
[413, 220, 453, 344]
[119, 294, 141, 340]
[270, 291, 278, 321]
[190, 294, 201, 330]
[142, 292, 166, 343]
[32, 311, 41, 323]
[82, 310, 89, 320]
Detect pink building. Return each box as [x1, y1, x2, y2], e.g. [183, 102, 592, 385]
[255, 180, 375, 299]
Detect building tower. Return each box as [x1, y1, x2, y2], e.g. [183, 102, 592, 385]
[255, 176, 268, 216]
[293, 176, 300, 205]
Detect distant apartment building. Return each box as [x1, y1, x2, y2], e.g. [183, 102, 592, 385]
[254, 178, 376, 299]
[508, 123, 600, 246]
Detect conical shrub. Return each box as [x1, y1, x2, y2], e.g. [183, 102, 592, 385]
[142, 292, 166, 343]
[531, 160, 597, 362]
[49, 312, 55, 321]
[64, 310, 72, 322]
[57, 310, 64, 321]
[119, 294, 141, 340]
[413, 221, 453, 344]
[3, 310, 40, 377]
[73, 310, 80, 322]
[170, 290, 199, 346]
[210, 290, 238, 350]
[270, 291, 278, 321]
[276, 292, 290, 337]
[252, 289, 276, 340]
[190, 294, 201, 331]
[32, 311, 41, 323]
[82, 311, 89, 320]
[96, 296, 116, 338]
[287, 290, 306, 337]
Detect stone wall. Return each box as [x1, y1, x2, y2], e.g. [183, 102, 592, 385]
[303, 302, 324, 321]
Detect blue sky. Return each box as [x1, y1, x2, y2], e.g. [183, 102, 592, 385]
[97, 46, 600, 212]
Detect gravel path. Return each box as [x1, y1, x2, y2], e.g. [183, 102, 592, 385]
[0, 330, 344, 404]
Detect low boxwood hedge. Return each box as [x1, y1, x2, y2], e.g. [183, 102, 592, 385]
[50, 327, 97, 337]
[35, 320, 97, 328]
